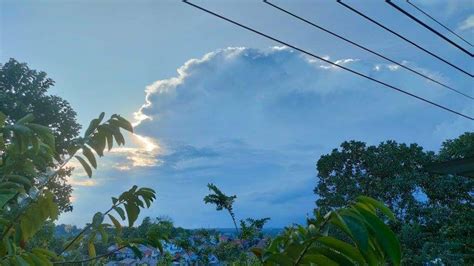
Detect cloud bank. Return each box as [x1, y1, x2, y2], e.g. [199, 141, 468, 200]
[61, 47, 472, 228]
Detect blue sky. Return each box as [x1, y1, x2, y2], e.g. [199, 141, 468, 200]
[1, 0, 473, 228]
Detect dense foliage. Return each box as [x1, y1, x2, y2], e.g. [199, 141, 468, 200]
[315, 134, 474, 264]
[0, 59, 81, 213]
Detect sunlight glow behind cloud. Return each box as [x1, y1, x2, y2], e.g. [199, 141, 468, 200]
[60, 46, 472, 227]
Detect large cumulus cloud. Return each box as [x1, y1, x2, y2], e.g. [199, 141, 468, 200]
[61, 46, 472, 228]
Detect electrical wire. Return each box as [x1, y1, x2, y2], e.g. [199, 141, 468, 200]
[182, 0, 473, 120]
[386, 0, 473, 57]
[263, 0, 473, 100]
[406, 0, 473, 47]
[337, 0, 473, 78]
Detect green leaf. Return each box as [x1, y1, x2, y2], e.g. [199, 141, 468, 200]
[5, 174, 32, 187]
[301, 254, 338, 266]
[355, 206, 401, 266]
[114, 206, 126, 220]
[108, 214, 122, 233]
[84, 114, 103, 138]
[20, 192, 59, 242]
[98, 224, 108, 244]
[266, 254, 293, 266]
[0, 182, 23, 190]
[124, 203, 139, 227]
[14, 255, 30, 266]
[111, 115, 134, 132]
[307, 247, 354, 265]
[106, 131, 114, 151]
[286, 243, 305, 260]
[82, 145, 97, 169]
[17, 114, 34, 124]
[27, 123, 55, 149]
[32, 248, 57, 259]
[337, 211, 370, 252]
[129, 245, 143, 259]
[31, 136, 39, 154]
[92, 212, 104, 227]
[75, 155, 92, 178]
[356, 196, 396, 221]
[88, 242, 96, 257]
[0, 112, 6, 125]
[0, 190, 17, 208]
[112, 130, 125, 146]
[89, 130, 106, 156]
[98, 112, 105, 123]
[317, 236, 366, 265]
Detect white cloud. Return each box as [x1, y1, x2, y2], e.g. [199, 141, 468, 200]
[459, 15, 474, 31]
[62, 47, 471, 228]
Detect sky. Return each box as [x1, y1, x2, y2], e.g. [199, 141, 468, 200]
[1, 0, 473, 228]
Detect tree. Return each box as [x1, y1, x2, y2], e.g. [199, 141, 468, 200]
[315, 140, 433, 222]
[314, 134, 474, 264]
[413, 132, 474, 264]
[204, 183, 240, 235]
[0, 58, 81, 213]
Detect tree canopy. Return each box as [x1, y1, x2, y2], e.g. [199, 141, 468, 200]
[314, 133, 474, 264]
[0, 58, 81, 212]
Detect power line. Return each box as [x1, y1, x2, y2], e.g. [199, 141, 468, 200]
[386, 0, 473, 57]
[406, 0, 473, 47]
[336, 0, 473, 78]
[263, 0, 473, 100]
[182, 0, 473, 121]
